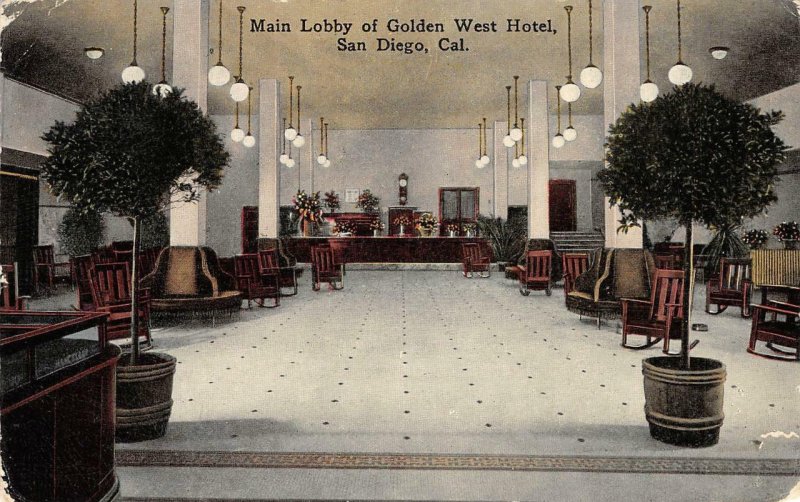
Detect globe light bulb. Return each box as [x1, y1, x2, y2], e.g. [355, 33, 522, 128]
[279, 153, 289, 165]
[208, 63, 231, 86]
[552, 134, 565, 149]
[512, 158, 521, 168]
[292, 134, 306, 148]
[284, 127, 298, 141]
[121, 64, 145, 83]
[153, 82, 172, 97]
[480, 155, 490, 165]
[317, 154, 327, 165]
[579, 64, 603, 89]
[518, 155, 528, 166]
[640, 80, 659, 102]
[231, 127, 245, 142]
[502, 135, 515, 148]
[560, 82, 581, 102]
[230, 80, 249, 102]
[475, 159, 483, 168]
[324, 159, 331, 168]
[563, 126, 577, 142]
[668, 63, 693, 85]
[243, 134, 256, 148]
[285, 158, 295, 168]
[510, 128, 523, 142]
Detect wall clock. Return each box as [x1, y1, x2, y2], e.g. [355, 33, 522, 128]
[398, 173, 408, 206]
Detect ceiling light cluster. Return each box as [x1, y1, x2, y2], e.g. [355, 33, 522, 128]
[317, 118, 331, 168]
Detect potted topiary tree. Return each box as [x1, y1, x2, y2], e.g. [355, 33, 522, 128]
[57, 207, 105, 258]
[600, 83, 787, 447]
[41, 81, 229, 441]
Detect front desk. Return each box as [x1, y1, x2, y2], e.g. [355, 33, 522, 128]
[287, 236, 491, 263]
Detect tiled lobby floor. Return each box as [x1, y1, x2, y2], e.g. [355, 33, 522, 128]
[33, 271, 800, 500]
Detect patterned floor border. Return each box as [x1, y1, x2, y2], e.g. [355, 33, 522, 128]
[116, 450, 800, 476]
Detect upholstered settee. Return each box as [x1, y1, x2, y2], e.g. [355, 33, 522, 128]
[565, 248, 655, 327]
[140, 246, 242, 322]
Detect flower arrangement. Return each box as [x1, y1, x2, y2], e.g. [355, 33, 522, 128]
[773, 221, 800, 242]
[463, 223, 477, 234]
[446, 224, 459, 233]
[356, 189, 380, 213]
[293, 190, 323, 222]
[369, 220, 384, 231]
[324, 191, 340, 213]
[333, 221, 354, 234]
[417, 213, 438, 229]
[741, 229, 769, 249]
[393, 216, 412, 227]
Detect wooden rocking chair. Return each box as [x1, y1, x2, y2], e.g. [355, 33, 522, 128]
[706, 257, 752, 318]
[621, 269, 689, 355]
[562, 252, 590, 304]
[89, 261, 152, 349]
[519, 250, 552, 296]
[311, 245, 344, 291]
[234, 253, 280, 308]
[461, 242, 491, 278]
[748, 300, 799, 361]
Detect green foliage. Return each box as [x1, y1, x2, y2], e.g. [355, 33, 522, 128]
[599, 84, 787, 230]
[138, 211, 169, 249]
[476, 214, 526, 263]
[702, 224, 749, 276]
[57, 207, 105, 257]
[41, 81, 229, 220]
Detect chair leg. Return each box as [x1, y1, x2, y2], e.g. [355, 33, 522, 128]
[519, 286, 530, 296]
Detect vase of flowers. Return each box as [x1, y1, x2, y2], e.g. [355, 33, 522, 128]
[417, 213, 438, 237]
[333, 221, 353, 236]
[356, 189, 380, 213]
[741, 229, 769, 250]
[369, 220, 384, 237]
[294, 190, 323, 236]
[446, 224, 459, 237]
[324, 191, 340, 214]
[463, 223, 476, 238]
[394, 216, 411, 236]
[773, 221, 800, 250]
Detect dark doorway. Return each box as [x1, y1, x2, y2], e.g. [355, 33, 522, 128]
[241, 206, 258, 254]
[549, 179, 577, 232]
[0, 166, 40, 293]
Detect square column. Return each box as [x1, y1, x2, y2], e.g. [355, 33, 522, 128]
[602, 0, 642, 248]
[528, 81, 550, 239]
[169, 0, 209, 247]
[258, 79, 280, 238]
[492, 121, 508, 219]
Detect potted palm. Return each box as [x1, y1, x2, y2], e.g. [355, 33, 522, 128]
[600, 83, 787, 447]
[41, 81, 229, 441]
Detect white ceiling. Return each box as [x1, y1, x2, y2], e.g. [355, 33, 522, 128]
[2, 0, 799, 129]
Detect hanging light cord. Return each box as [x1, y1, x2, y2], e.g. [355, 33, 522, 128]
[644, 6, 652, 80]
[482, 117, 488, 157]
[555, 86, 562, 133]
[513, 76, 519, 128]
[520, 118, 525, 152]
[568, 102, 573, 128]
[587, 0, 594, 65]
[676, 0, 683, 62]
[132, 0, 138, 63]
[234, 102, 240, 129]
[282, 118, 287, 154]
[247, 88, 252, 134]
[478, 123, 482, 158]
[288, 76, 294, 128]
[216, 0, 223, 64]
[324, 123, 329, 157]
[320, 117, 325, 155]
[237, 6, 245, 78]
[296, 86, 302, 133]
[506, 86, 511, 134]
[566, 5, 574, 79]
[160, 7, 169, 82]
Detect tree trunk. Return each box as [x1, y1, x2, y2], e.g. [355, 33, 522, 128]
[681, 221, 694, 370]
[129, 216, 141, 365]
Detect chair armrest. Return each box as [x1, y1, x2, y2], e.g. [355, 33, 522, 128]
[752, 303, 800, 318]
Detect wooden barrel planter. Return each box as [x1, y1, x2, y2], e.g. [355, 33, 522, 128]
[116, 352, 177, 443]
[642, 356, 726, 448]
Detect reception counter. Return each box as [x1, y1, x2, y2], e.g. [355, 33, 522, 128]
[286, 236, 491, 263]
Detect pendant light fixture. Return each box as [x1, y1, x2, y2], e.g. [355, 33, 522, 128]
[475, 122, 485, 169]
[640, 5, 659, 102]
[564, 102, 577, 141]
[285, 152, 295, 168]
[284, 77, 297, 141]
[560, 5, 581, 103]
[280, 118, 289, 165]
[323, 123, 331, 168]
[292, 85, 306, 148]
[552, 86, 565, 149]
[153, 7, 172, 97]
[503, 86, 515, 148]
[317, 117, 327, 165]
[518, 118, 528, 166]
[231, 101, 244, 142]
[229, 6, 249, 102]
[668, 0, 692, 85]
[243, 86, 256, 147]
[579, 0, 603, 89]
[208, 0, 231, 86]
[121, 0, 145, 83]
[481, 117, 490, 166]
[512, 139, 521, 168]
[510, 76, 523, 142]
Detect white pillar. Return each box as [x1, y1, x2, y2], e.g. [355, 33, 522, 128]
[492, 121, 508, 219]
[169, 0, 209, 247]
[258, 79, 280, 238]
[602, 0, 642, 248]
[528, 81, 550, 239]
